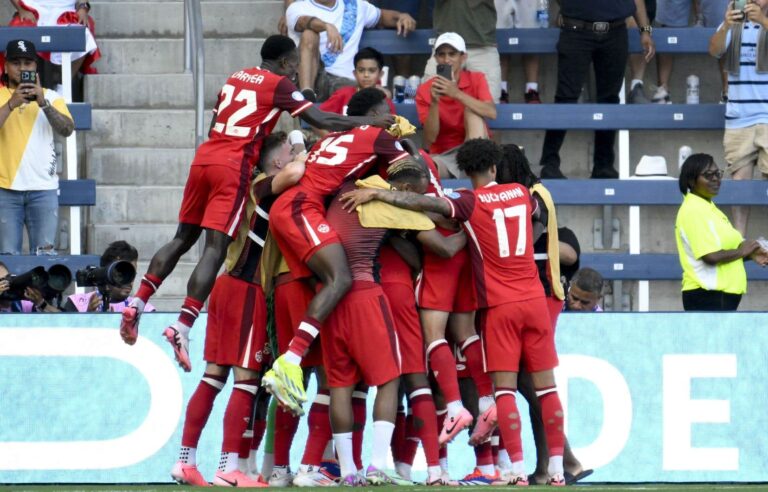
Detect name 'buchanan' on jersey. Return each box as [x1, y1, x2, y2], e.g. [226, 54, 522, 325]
[299, 125, 409, 197]
[442, 181, 544, 308]
[192, 67, 312, 172]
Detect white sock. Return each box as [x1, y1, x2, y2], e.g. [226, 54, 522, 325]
[130, 296, 146, 313]
[479, 464, 495, 475]
[175, 321, 191, 336]
[299, 463, 311, 473]
[478, 395, 495, 414]
[511, 460, 525, 475]
[440, 457, 449, 471]
[333, 432, 356, 477]
[371, 420, 396, 470]
[322, 439, 335, 461]
[497, 449, 512, 471]
[247, 449, 258, 475]
[261, 452, 274, 479]
[548, 455, 564, 476]
[179, 446, 196, 465]
[525, 82, 538, 92]
[446, 400, 463, 417]
[219, 451, 239, 473]
[427, 465, 442, 481]
[631, 78, 643, 90]
[238, 457, 249, 473]
[396, 462, 412, 480]
[283, 351, 302, 365]
[500, 80, 508, 91]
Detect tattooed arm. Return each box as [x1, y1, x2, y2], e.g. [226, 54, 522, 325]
[42, 104, 74, 137]
[339, 188, 452, 217]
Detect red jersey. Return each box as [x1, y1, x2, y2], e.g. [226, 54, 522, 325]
[320, 85, 397, 116]
[379, 243, 414, 286]
[193, 67, 312, 172]
[300, 126, 409, 197]
[443, 182, 544, 307]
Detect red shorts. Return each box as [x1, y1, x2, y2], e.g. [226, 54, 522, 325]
[382, 281, 426, 375]
[269, 187, 340, 279]
[322, 281, 401, 388]
[546, 296, 564, 332]
[178, 164, 249, 238]
[479, 297, 557, 373]
[274, 273, 323, 368]
[204, 274, 269, 370]
[416, 248, 477, 313]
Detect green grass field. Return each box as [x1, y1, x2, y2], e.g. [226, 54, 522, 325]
[3, 485, 768, 492]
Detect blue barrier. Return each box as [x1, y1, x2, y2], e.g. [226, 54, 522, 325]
[0, 254, 100, 274]
[0, 312, 764, 483]
[0, 26, 86, 53]
[59, 179, 96, 207]
[68, 103, 92, 130]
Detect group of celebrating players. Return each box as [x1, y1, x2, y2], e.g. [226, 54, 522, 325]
[115, 34, 573, 488]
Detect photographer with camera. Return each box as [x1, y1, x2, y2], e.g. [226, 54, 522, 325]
[0, 39, 74, 255]
[61, 241, 156, 313]
[0, 261, 59, 312]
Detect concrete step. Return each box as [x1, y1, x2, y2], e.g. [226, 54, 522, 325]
[84, 73, 229, 108]
[94, 1, 282, 38]
[88, 223, 201, 262]
[91, 185, 183, 224]
[87, 109, 197, 148]
[97, 38, 265, 75]
[88, 147, 194, 185]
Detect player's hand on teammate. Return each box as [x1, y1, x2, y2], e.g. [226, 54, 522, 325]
[340, 188, 380, 212]
[371, 113, 397, 129]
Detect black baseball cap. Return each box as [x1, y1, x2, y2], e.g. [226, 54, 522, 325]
[5, 39, 38, 61]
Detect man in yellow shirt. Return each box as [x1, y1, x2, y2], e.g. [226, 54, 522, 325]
[0, 39, 74, 254]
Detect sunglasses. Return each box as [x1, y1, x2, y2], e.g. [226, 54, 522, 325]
[701, 169, 724, 181]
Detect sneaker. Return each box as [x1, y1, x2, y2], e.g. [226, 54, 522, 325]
[365, 465, 415, 485]
[214, 469, 268, 487]
[170, 461, 209, 486]
[651, 86, 671, 104]
[524, 89, 541, 104]
[499, 89, 509, 103]
[262, 368, 304, 416]
[293, 465, 339, 487]
[492, 472, 529, 486]
[539, 164, 567, 179]
[628, 82, 650, 104]
[458, 468, 499, 485]
[321, 460, 341, 480]
[427, 475, 459, 486]
[469, 405, 497, 446]
[340, 473, 367, 486]
[164, 324, 192, 372]
[119, 305, 140, 345]
[268, 465, 295, 487]
[721, 91, 729, 104]
[547, 473, 566, 486]
[590, 166, 619, 179]
[438, 407, 473, 445]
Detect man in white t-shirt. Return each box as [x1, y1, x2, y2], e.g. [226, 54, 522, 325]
[285, 0, 416, 101]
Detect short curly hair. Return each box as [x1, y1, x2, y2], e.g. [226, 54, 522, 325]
[497, 144, 539, 188]
[260, 35, 296, 62]
[347, 87, 387, 116]
[456, 139, 503, 176]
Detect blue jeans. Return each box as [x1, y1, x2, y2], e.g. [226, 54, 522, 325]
[0, 188, 59, 255]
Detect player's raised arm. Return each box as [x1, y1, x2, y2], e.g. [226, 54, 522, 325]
[416, 229, 466, 258]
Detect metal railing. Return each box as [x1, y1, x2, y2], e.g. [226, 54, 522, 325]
[184, 0, 205, 148]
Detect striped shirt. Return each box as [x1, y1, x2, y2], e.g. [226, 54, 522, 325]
[725, 22, 768, 129]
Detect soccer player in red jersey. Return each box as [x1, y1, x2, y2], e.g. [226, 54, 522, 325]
[263, 87, 411, 412]
[340, 138, 568, 486]
[119, 35, 394, 372]
[170, 132, 305, 487]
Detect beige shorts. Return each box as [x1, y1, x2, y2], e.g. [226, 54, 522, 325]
[495, 0, 537, 29]
[431, 146, 467, 179]
[723, 124, 768, 176]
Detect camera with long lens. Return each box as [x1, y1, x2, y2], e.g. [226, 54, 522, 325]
[0, 264, 73, 302]
[75, 261, 136, 288]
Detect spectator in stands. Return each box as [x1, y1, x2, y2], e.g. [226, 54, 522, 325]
[0, 260, 57, 312]
[284, 0, 416, 101]
[426, 0, 502, 104]
[0, 39, 74, 255]
[415, 32, 497, 178]
[627, 0, 656, 103]
[7, 0, 101, 91]
[539, 0, 655, 179]
[496, 0, 542, 103]
[675, 153, 768, 311]
[710, 0, 768, 236]
[61, 240, 156, 313]
[318, 47, 395, 117]
[564, 267, 604, 312]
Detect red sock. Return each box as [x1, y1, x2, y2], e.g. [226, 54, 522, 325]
[495, 388, 523, 463]
[538, 388, 565, 457]
[352, 390, 367, 471]
[135, 273, 162, 304]
[392, 405, 407, 463]
[182, 373, 227, 447]
[274, 405, 300, 466]
[401, 414, 419, 465]
[427, 340, 461, 402]
[288, 316, 321, 358]
[222, 379, 258, 453]
[437, 410, 448, 461]
[178, 296, 204, 328]
[491, 429, 500, 465]
[301, 390, 332, 466]
[461, 336, 494, 397]
[474, 440, 494, 468]
[409, 388, 440, 467]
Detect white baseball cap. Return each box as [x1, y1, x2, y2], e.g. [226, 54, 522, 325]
[434, 32, 466, 53]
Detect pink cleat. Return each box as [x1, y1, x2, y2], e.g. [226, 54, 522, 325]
[164, 325, 192, 372]
[469, 404, 497, 446]
[119, 306, 140, 345]
[214, 469, 269, 487]
[438, 407, 473, 445]
[170, 461, 209, 486]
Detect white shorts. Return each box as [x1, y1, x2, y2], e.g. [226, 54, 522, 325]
[495, 0, 537, 29]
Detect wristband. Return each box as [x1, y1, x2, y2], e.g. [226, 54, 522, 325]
[36, 300, 48, 311]
[288, 130, 305, 146]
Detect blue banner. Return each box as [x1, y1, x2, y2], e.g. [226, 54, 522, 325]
[0, 313, 765, 483]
